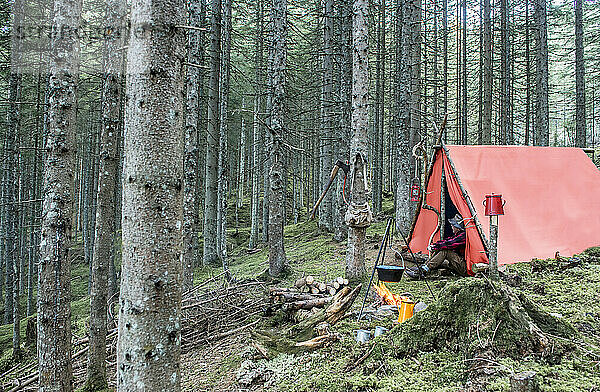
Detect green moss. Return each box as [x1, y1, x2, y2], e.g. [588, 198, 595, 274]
[388, 279, 575, 359]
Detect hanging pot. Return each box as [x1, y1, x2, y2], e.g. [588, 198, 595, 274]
[375, 265, 405, 282]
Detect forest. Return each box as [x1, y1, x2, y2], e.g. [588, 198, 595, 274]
[0, 0, 600, 390]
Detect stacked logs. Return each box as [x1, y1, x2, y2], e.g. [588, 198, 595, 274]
[294, 275, 349, 296]
[270, 276, 350, 313]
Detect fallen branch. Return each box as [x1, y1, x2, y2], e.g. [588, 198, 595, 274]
[295, 333, 340, 349]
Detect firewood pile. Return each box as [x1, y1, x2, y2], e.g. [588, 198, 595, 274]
[254, 283, 363, 354]
[269, 275, 352, 321]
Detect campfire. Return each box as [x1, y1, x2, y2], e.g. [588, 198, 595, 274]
[373, 282, 415, 323]
[374, 282, 402, 306]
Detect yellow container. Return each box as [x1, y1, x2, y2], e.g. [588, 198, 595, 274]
[397, 297, 415, 323]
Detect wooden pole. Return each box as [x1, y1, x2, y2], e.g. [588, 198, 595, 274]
[489, 214, 499, 280]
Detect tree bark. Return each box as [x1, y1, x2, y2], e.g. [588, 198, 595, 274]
[6, 3, 23, 357]
[395, 0, 411, 233]
[249, 0, 263, 250]
[203, 0, 221, 266]
[500, 0, 510, 145]
[116, 0, 185, 389]
[268, 0, 288, 277]
[319, 0, 334, 231]
[534, 0, 549, 146]
[334, 0, 351, 243]
[575, 0, 585, 148]
[372, 0, 384, 215]
[525, 0, 531, 145]
[346, 0, 371, 279]
[85, 0, 125, 387]
[218, 0, 232, 276]
[183, 0, 204, 291]
[482, 0, 492, 144]
[38, 0, 82, 389]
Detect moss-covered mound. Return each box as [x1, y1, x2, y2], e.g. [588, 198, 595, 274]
[389, 278, 577, 359]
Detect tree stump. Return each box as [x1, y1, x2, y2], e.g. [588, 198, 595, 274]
[510, 371, 539, 392]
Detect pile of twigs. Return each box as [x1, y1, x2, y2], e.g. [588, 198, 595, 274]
[181, 272, 268, 351]
[3, 272, 268, 391]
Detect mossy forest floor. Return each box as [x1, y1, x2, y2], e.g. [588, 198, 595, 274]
[2, 197, 600, 391]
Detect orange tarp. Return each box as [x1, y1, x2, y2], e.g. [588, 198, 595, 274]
[409, 145, 600, 274]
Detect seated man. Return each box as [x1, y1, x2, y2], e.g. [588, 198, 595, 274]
[406, 213, 467, 278]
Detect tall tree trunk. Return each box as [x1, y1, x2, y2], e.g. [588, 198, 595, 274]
[203, 0, 222, 266]
[116, 0, 185, 388]
[268, 0, 288, 277]
[534, 0, 549, 146]
[5, 0, 23, 332]
[482, 0, 492, 144]
[218, 0, 232, 276]
[575, 0, 585, 147]
[249, 0, 263, 250]
[461, 0, 467, 144]
[372, 0, 384, 215]
[38, 0, 82, 389]
[525, 0, 531, 145]
[27, 129, 40, 317]
[395, 0, 411, 233]
[85, 0, 125, 387]
[183, 0, 204, 291]
[12, 154, 21, 361]
[410, 0, 421, 148]
[334, 0, 351, 243]
[238, 101, 246, 211]
[500, 0, 509, 144]
[443, 0, 448, 138]
[478, 0, 483, 144]
[346, 0, 371, 279]
[319, 0, 334, 230]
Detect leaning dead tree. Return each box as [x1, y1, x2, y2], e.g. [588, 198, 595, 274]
[116, 0, 186, 389]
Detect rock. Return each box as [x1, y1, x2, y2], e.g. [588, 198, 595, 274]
[414, 301, 428, 313]
[236, 359, 269, 387]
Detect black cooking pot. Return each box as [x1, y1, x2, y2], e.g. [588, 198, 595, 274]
[375, 265, 405, 282]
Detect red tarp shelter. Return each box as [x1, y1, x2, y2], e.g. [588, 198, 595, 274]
[409, 145, 600, 275]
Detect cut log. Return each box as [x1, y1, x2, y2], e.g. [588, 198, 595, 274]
[328, 287, 337, 296]
[305, 275, 315, 285]
[310, 286, 320, 295]
[336, 276, 345, 285]
[331, 281, 340, 290]
[294, 277, 306, 289]
[269, 287, 298, 295]
[343, 278, 349, 286]
[317, 282, 327, 292]
[281, 297, 332, 311]
[270, 292, 326, 302]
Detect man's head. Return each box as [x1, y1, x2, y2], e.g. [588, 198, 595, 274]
[448, 213, 464, 233]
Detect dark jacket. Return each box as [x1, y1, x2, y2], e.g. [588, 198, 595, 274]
[431, 230, 466, 254]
